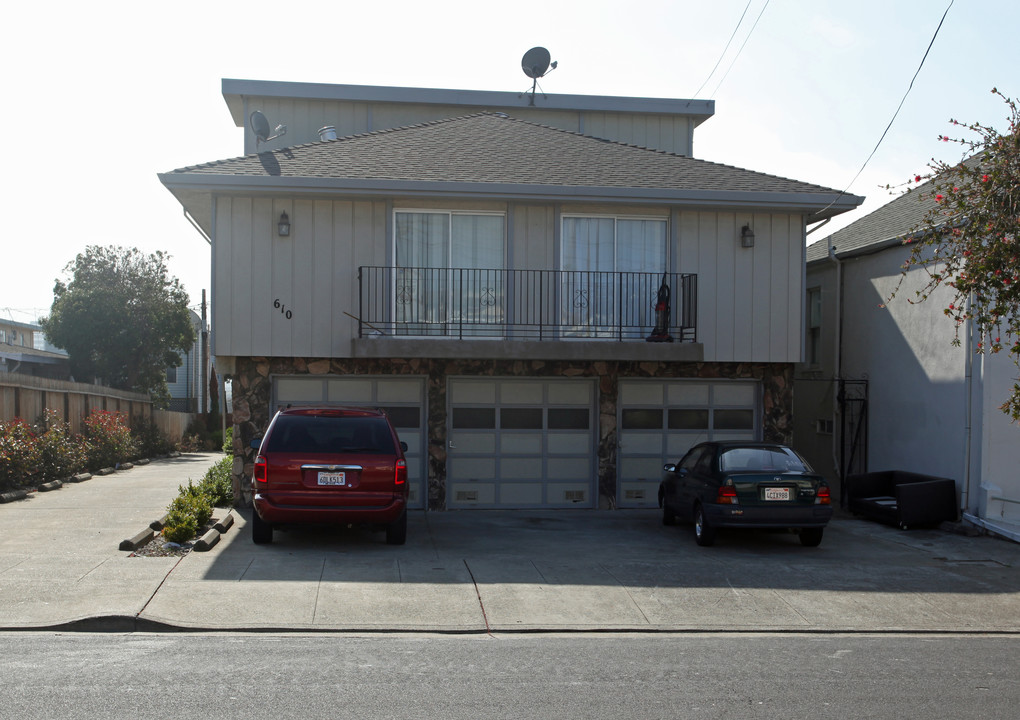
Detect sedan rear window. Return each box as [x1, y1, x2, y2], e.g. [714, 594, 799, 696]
[265, 415, 396, 454]
[719, 447, 811, 473]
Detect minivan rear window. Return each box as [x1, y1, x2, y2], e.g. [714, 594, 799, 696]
[265, 415, 396, 454]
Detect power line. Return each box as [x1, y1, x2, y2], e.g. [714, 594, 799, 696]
[692, 0, 754, 98]
[816, 0, 954, 220]
[709, 0, 771, 99]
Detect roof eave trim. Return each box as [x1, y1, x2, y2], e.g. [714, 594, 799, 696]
[222, 78, 715, 127]
[158, 174, 863, 214]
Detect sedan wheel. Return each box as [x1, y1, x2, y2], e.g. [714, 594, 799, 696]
[661, 496, 677, 526]
[799, 527, 824, 547]
[693, 505, 716, 547]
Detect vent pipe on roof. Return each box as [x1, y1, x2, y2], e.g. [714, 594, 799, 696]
[318, 126, 337, 141]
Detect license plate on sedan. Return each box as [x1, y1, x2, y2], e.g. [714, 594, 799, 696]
[317, 472, 347, 486]
[763, 487, 791, 501]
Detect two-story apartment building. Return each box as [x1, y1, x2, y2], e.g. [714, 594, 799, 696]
[0, 318, 69, 380]
[160, 78, 862, 510]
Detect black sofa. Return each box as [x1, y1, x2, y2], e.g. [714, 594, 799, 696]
[845, 471, 959, 529]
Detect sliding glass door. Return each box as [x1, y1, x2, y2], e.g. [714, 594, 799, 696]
[394, 211, 505, 337]
[561, 216, 668, 337]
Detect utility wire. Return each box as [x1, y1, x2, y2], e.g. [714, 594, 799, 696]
[816, 0, 954, 220]
[692, 0, 754, 98]
[710, 0, 771, 99]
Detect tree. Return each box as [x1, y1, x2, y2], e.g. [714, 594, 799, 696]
[891, 89, 1020, 420]
[40, 246, 196, 406]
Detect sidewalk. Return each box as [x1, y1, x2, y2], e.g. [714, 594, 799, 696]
[2, 454, 1019, 633]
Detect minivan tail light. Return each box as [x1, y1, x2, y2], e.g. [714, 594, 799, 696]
[816, 486, 831, 505]
[254, 455, 268, 484]
[717, 485, 739, 505]
[394, 459, 407, 486]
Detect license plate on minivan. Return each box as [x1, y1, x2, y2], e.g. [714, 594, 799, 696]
[763, 487, 791, 501]
[318, 472, 347, 486]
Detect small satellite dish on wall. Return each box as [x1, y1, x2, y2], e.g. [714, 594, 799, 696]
[249, 110, 288, 150]
[520, 47, 557, 106]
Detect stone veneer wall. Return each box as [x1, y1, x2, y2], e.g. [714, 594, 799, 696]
[231, 357, 793, 510]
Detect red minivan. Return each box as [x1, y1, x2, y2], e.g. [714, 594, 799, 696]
[250, 406, 409, 545]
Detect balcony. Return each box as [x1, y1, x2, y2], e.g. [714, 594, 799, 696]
[358, 267, 697, 344]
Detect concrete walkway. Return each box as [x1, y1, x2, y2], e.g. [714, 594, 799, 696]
[2, 454, 1019, 634]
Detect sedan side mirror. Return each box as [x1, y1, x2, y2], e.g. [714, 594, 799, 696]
[663, 463, 677, 473]
[250, 437, 262, 450]
[400, 441, 408, 452]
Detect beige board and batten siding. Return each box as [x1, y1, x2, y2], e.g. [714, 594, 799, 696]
[214, 195, 804, 365]
[676, 210, 803, 364]
[242, 96, 696, 157]
[213, 196, 388, 359]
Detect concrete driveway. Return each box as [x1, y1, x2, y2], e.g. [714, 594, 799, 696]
[2, 454, 1019, 633]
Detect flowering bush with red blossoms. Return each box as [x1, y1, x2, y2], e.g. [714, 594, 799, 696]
[0, 418, 39, 488]
[889, 89, 1020, 421]
[35, 410, 88, 481]
[82, 410, 135, 471]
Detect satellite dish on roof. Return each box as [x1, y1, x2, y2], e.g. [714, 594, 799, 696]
[522, 47, 551, 79]
[519, 47, 557, 106]
[249, 110, 288, 150]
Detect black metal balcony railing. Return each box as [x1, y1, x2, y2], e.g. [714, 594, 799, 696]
[358, 267, 697, 342]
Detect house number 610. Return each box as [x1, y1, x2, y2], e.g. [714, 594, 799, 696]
[273, 299, 293, 320]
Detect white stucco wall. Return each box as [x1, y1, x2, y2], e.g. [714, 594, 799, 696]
[841, 245, 967, 482]
[976, 349, 1020, 524]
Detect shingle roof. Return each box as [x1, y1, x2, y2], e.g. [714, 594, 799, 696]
[165, 112, 848, 198]
[806, 155, 982, 263]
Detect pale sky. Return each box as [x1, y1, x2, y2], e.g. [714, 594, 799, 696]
[4, 0, 1017, 324]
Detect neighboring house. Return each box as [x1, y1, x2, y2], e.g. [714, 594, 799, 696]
[0, 319, 70, 380]
[166, 309, 209, 413]
[795, 171, 1020, 541]
[160, 78, 862, 510]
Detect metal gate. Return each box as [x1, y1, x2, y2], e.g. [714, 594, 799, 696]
[838, 379, 868, 507]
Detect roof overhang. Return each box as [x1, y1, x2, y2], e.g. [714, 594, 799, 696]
[221, 78, 716, 129]
[159, 173, 863, 236]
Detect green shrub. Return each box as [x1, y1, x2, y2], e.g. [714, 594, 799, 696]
[162, 495, 201, 544]
[197, 456, 234, 508]
[35, 410, 87, 480]
[222, 426, 233, 454]
[177, 481, 214, 527]
[130, 416, 173, 458]
[83, 410, 135, 470]
[0, 418, 39, 489]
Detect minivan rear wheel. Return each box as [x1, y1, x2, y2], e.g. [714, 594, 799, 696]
[385, 511, 407, 546]
[251, 510, 274, 545]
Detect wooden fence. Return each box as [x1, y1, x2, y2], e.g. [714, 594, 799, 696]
[0, 372, 195, 442]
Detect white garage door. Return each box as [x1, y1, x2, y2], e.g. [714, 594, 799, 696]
[617, 379, 760, 508]
[272, 376, 427, 509]
[447, 378, 596, 509]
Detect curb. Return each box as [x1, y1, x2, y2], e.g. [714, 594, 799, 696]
[120, 528, 155, 551]
[0, 489, 30, 504]
[121, 509, 236, 553]
[1, 459, 159, 505]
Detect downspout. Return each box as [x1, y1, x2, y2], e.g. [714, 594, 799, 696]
[962, 291, 974, 516]
[828, 244, 843, 486]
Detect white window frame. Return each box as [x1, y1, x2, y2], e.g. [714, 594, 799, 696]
[559, 213, 670, 273]
[391, 209, 507, 338]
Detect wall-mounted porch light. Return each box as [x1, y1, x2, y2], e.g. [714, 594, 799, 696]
[278, 211, 291, 237]
[740, 224, 755, 248]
